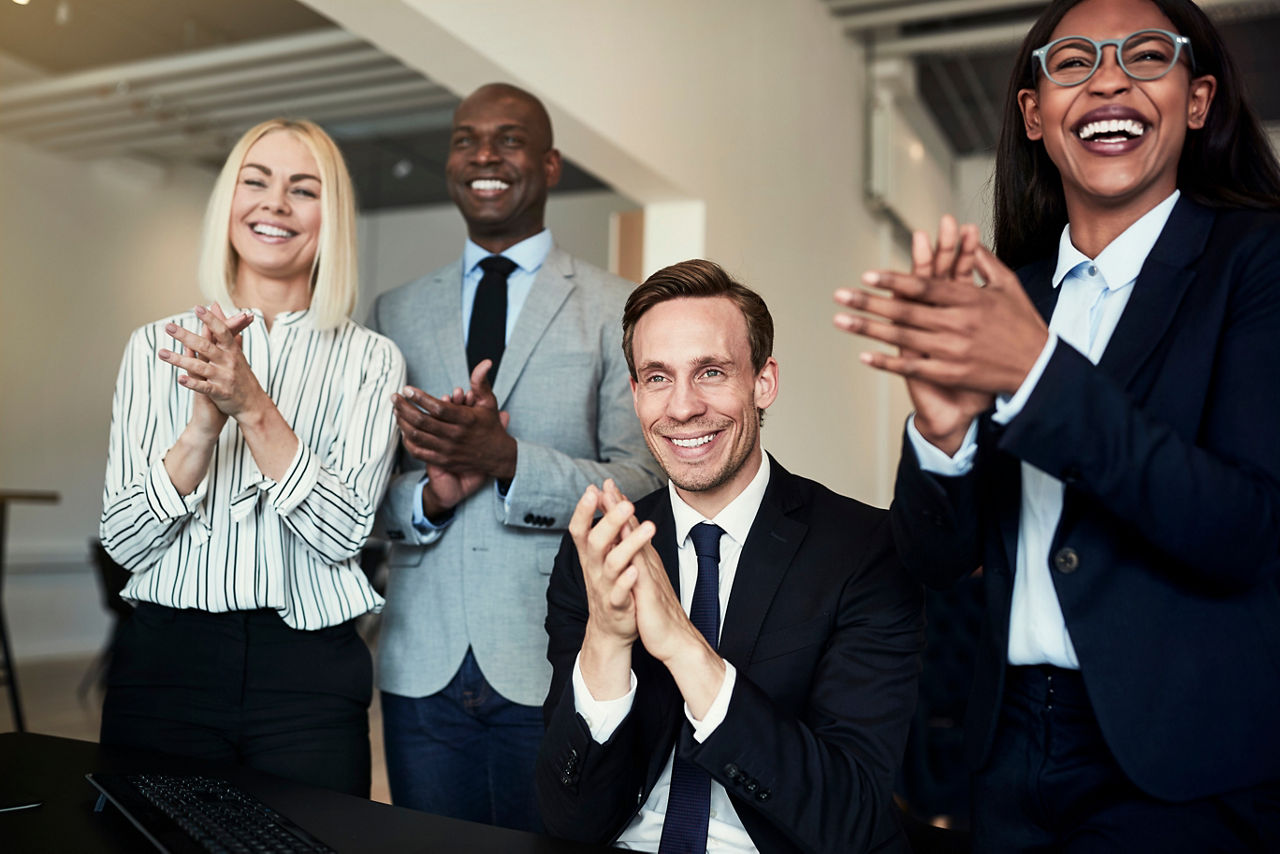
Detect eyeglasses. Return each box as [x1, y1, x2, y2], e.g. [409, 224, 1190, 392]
[1031, 29, 1194, 87]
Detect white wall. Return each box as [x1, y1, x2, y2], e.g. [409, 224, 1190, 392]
[1, 137, 216, 659]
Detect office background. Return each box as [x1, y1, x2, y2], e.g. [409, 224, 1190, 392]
[1, 0, 1278, 675]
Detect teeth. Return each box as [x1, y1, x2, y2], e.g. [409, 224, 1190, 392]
[671, 434, 715, 448]
[1077, 118, 1146, 140]
[471, 179, 510, 191]
[252, 223, 294, 238]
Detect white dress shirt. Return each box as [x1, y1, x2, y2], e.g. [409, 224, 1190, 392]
[411, 228, 553, 535]
[909, 191, 1180, 667]
[101, 308, 406, 630]
[571, 454, 773, 853]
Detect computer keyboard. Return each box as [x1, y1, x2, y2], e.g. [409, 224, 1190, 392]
[87, 772, 336, 854]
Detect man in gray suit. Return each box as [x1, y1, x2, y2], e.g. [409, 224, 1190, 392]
[367, 82, 663, 832]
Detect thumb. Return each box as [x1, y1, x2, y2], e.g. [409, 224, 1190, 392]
[470, 359, 497, 404]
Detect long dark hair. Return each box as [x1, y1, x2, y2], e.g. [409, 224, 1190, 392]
[992, 0, 1280, 269]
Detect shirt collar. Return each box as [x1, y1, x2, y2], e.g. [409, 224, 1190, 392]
[668, 452, 772, 550]
[1051, 190, 1180, 290]
[462, 228, 553, 277]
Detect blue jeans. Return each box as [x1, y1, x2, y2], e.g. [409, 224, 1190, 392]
[382, 648, 544, 832]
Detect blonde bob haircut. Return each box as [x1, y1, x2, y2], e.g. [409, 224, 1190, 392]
[197, 118, 358, 330]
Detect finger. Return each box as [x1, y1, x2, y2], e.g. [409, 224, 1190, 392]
[911, 230, 934, 277]
[159, 348, 214, 378]
[933, 215, 959, 279]
[176, 373, 215, 395]
[859, 348, 966, 386]
[498, 411, 511, 429]
[587, 499, 637, 559]
[954, 224, 980, 281]
[392, 393, 434, 428]
[831, 288, 938, 331]
[603, 520, 657, 576]
[858, 271, 933, 302]
[606, 566, 639, 609]
[164, 322, 214, 356]
[470, 359, 497, 406]
[972, 244, 1014, 289]
[193, 304, 234, 348]
[568, 485, 602, 545]
[837, 313, 939, 354]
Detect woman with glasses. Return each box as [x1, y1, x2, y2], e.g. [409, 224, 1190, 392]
[836, 0, 1280, 848]
[99, 118, 405, 796]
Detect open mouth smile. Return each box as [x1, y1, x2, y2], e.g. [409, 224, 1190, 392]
[251, 222, 297, 239]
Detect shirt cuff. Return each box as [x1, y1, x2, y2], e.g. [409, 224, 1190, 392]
[146, 458, 204, 522]
[572, 652, 637, 744]
[907, 415, 978, 476]
[687, 661, 736, 743]
[411, 475, 452, 541]
[993, 332, 1058, 426]
[267, 439, 318, 516]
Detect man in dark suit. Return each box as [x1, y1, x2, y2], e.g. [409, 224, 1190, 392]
[536, 259, 923, 853]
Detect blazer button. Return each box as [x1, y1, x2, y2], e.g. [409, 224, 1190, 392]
[1053, 547, 1080, 574]
[524, 513, 535, 524]
[723, 763, 740, 781]
[755, 789, 771, 802]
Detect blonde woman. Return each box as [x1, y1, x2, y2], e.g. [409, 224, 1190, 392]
[99, 118, 404, 796]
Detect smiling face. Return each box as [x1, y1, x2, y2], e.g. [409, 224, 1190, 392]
[629, 297, 779, 517]
[1018, 0, 1216, 221]
[445, 85, 563, 253]
[227, 130, 322, 293]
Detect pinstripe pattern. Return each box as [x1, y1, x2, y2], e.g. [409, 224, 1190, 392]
[100, 307, 406, 630]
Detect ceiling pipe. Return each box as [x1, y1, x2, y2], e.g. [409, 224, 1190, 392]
[840, 0, 1043, 33]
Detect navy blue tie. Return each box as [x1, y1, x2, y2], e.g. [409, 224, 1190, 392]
[467, 255, 517, 383]
[658, 522, 723, 854]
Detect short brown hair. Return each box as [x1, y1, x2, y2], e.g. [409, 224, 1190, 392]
[622, 259, 773, 380]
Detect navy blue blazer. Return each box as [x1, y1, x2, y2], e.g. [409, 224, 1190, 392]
[892, 198, 1280, 802]
[537, 458, 924, 854]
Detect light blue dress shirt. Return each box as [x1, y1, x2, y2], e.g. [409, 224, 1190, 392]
[908, 191, 1180, 667]
[411, 229, 554, 535]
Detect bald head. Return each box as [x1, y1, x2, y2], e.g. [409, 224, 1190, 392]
[459, 83, 555, 149]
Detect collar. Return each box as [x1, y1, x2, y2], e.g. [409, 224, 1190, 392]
[668, 452, 772, 550]
[462, 228, 553, 277]
[1052, 190, 1180, 290]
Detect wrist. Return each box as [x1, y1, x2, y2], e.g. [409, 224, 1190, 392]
[421, 483, 456, 521]
[491, 435, 518, 481]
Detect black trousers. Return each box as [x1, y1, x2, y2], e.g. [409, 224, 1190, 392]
[101, 604, 372, 797]
[971, 665, 1280, 853]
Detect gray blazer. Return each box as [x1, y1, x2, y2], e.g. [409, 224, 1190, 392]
[368, 246, 664, 706]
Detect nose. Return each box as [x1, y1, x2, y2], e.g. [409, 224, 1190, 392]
[666, 377, 708, 423]
[470, 136, 501, 165]
[261, 183, 290, 213]
[1088, 45, 1130, 95]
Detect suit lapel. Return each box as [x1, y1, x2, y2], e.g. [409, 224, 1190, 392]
[492, 246, 576, 407]
[719, 459, 805, 667]
[418, 261, 470, 387]
[1094, 199, 1213, 390]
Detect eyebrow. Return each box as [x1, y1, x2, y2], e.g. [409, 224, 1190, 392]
[241, 163, 321, 183]
[638, 355, 733, 373]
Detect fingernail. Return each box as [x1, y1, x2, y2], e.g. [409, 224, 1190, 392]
[164, 323, 177, 334]
[159, 349, 172, 359]
[834, 288, 852, 301]
[862, 272, 880, 285]
[194, 305, 206, 316]
[860, 352, 874, 364]
[401, 386, 414, 399]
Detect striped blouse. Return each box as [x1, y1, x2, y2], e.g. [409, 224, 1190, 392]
[100, 307, 405, 630]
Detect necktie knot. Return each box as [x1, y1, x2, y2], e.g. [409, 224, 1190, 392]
[478, 255, 518, 277]
[689, 522, 723, 562]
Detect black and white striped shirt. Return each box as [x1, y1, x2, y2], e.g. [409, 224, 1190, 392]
[100, 307, 405, 630]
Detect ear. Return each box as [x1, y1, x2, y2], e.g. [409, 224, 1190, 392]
[1187, 74, 1217, 130]
[753, 357, 779, 413]
[630, 376, 640, 416]
[544, 147, 563, 190]
[1018, 88, 1043, 141]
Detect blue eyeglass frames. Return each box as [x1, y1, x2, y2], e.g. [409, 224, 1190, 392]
[1031, 29, 1195, 87]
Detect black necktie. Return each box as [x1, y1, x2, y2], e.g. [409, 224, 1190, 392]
[658, 522, 723, 854]
[467, 255, 517, 383]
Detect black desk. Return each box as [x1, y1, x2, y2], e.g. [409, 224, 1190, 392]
[0, 733, 619, 853]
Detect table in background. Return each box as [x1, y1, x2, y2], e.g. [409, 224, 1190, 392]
[0, 489, 60, 732]
[0, 733, 621, 853]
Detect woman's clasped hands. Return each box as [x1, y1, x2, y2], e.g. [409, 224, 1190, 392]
[158, 302, 260, 432]
[833, 214, 1050, 454]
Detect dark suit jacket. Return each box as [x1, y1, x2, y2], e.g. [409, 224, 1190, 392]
[537, 458, 923, 854]
[892, 199, 1280, 802]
